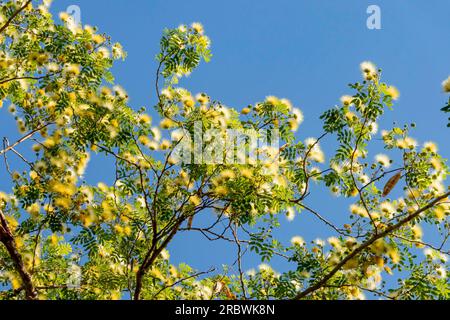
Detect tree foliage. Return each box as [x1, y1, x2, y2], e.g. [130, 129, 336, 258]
[0, 0, 448, 300]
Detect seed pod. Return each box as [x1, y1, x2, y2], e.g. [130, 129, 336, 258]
[382, 172, 402, 197]
[222, 284, 236, 300]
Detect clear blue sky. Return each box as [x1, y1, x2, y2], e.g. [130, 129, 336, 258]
[1, 0, 449, 293]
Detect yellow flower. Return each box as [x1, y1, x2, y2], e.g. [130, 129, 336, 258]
[138, 114, 152, 125]
[411, 224, 423, 239]
[160, 118, 176, 129]
[191, 22, 204, 34]
[360, 61, 377, 80]
[160, 139, 171, 150]
[26, 203, 41, 217]
[123, 225, 132, 236]
[266, 96, 279, 105]
[50, 234, 59, 245]
[5, 216, 18, 231]
[59, 12, 69, 21]
[220, 169, 235, 180]
[196, 93, 209, 105]
[241, 107, 251, 115]
[114, 225, 124, 235]
[167, 156, 178, 165]
[340, 95, 353, 106]
[97, 182, 108, 192]
[240, 168, 253, 179]
[32, 144, 42, 152]
[11, 276, 21, 290]
[29, 170, 39, 180]
[423, 141, 438, 153]
[350, 204, 366, 217]
[214, 186, 228, 196]
[189, 195, 202, 206]
[65, 64, 80, 76]
[396, 137, 417, 150]
[183, 96, 195, 108]
[343, 258, 359, 270]
[92, 34, 105, 44]
[433, 205, 447, 221]
[375, 154, 391, 168]
[111, 291, 121, 300]
[286, 207, 295, 222]
[388, 248, 400, 264]
[54, 197, 71, 209]
[370, 239, 387, 255]
[442, 76, 450, 93]
[386, 86, 400, 100]
[49, 181, 76, 197]
[291, 236, 305, 246]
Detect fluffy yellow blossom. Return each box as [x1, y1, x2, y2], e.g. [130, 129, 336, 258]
[97, 182, 109, 192]
[92, 34, 105, 44]
[191, 22, 204, 34]
[220, 169, 235, 180]
[49, 181, 76, 197]
[214, 186, 228, 197]
[138, 114, 152, 125]
[396, 137, 417, 150]
[160, 139, 171, 150]
[160, 118, 176, 129]
[54, 197, 72, 209]
[433, 205, 448, 221]
[423, 141, 438, 153]
[189, 195, 202, 206]
[59, 12, 69, 21]
[411, 224, 423, 239]
[240, 168, 253, 179]
[340, 95, 354, 106]
[442, 76, 450, 93]
[65, 63, 80, 76]
[327, 237, 341, 248]
[241, 107, 251, 115]
[291, 236, 305, 246]
[386, 86, 400, 100]
[360, 61, 377, 80]
[380, 201, 396, 217]
[183, 96, 195, 108]
[167, 156, 179, 165]
[370, 239, 387, 255]
[29, 170, 39, 180]
[286, 207, 295, 222]
[388, 248, 400, 264]
[26, 203, 41, 217]
[375, 154, 391, 168]
[350, 204, 367, 217]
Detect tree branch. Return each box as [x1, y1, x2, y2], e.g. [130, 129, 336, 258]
[294, 191, 450, 300]
[0, 0, 33, 34]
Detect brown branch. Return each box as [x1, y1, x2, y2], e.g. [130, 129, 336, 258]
[231, 224, 247, 299]
[293, 191, 450, 300]
[133, 218, 184, 300]
[151, 267, 215, 299]
[349, 117, 378, 232]
[0, 0, 33, 34]
[297, 132, 328, 201]
[292, 201, 348, 236]
[0, 209, 37, 300]
[0, 123, 52, 156]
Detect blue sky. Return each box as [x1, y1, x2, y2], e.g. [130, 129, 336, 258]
[1, 0, 450, 294]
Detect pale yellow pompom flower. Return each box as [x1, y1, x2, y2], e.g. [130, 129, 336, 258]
[442, 76, 450, 93]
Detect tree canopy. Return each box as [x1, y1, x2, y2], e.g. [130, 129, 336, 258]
[0, 0, 448, 300]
